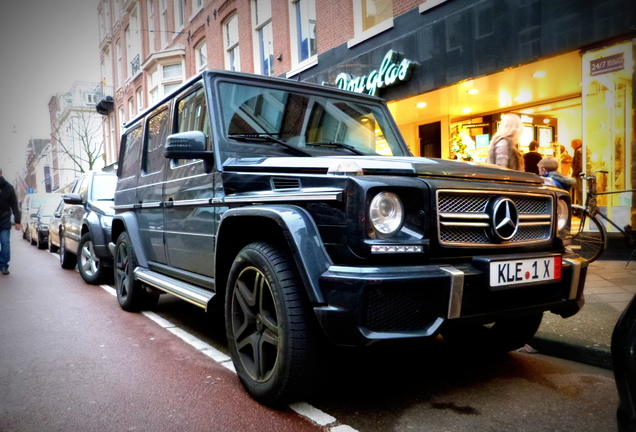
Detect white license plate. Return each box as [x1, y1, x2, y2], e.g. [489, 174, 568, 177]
[490, 256, 562, 288]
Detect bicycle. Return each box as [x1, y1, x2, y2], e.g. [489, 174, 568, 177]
[570, 170, 636, 263]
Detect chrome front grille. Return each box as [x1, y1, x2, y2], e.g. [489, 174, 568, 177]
[437, 190, 553, 247]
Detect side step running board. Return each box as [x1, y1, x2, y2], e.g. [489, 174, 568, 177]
[134, 268, 215, 311]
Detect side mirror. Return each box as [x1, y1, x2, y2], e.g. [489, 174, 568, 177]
[165, 131, 214, 160]
[63, 193, 83, 205]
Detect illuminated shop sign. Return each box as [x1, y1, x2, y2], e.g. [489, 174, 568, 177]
[335, 50, 415, 96]
[590, 53, 624, 76]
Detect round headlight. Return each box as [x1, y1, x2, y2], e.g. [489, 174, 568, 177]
[556, 199, 569, 232]
[369, 192, 404, 236]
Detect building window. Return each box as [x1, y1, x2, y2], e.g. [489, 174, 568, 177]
[116, 39, 123, 88]
[174, 0, 184, 30]
[147, 0, 156, 53]
[160, 0, 169, 47]
[136, 87, 144, 112]
[148, 62, 184, 104]
[192, 0, 204, 17]
[361, 0, 392, 31]
[195, 40, 207, 72]
[86, 93, 97, 105]
[349, 0, 393, 48]
[224, 15, 240, 71]
[253, 0, 274, 76]
[128, 97, 135, 119]
[291, 0, 316, 65]
[126, 7, 141, 78]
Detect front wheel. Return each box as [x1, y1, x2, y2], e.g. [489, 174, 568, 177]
[571, 208, 605, 263]
[225, 242, 320, 406]
[77, 233, 110, 285]
[442, 313, 544, 354]
[115, 231, 159, 311]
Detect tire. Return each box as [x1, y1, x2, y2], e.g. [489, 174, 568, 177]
[77, 233, 109, 285]
[30, 231, 37, 246]
[571, 209, 605, 263]
[22, 228, 27, 240]
[49, 236, 59, 253]
[442, 312, 543, 354]
[37, 233, 46, 250]
[115, 231, 159, 311]
[225, 242, 320, 406]
[59, 235, 77, 269]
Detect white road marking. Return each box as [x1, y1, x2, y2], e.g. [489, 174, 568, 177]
[97, 283, 356, 431]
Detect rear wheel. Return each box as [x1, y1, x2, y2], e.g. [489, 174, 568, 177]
[571, 209, 605, 262]
[77, 233, 109, 285]
[115, 232, 159, 311]
[442, 313, 543, 354]
[59, 236, 77, 269]
[36, 233, 47, 249]
[225, 242, 320, 406]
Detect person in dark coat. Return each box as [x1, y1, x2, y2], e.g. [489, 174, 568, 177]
[0, 167, 21, 275]
[571, 139, 583, 204]
[523, 140, 542, 175]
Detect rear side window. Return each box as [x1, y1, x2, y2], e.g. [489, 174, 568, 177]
[144, 107, 170, 174]
[120, 125, 143, 178]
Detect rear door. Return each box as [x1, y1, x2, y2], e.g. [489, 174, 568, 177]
[136, 105, 171, 264]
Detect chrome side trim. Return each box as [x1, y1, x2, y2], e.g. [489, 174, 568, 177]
[140, 202, 162, 209]
[171, 198, 212, 207]
[440, 266, 464, 319]
[440, 221, 489, 228]
[224, 190, 342, 203]
[134, 268, 215, 310]
[114, 204, 136, 210]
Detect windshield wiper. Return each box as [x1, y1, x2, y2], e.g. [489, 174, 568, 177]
[228, 133, 311, 157]
[305, 141, 367, 155]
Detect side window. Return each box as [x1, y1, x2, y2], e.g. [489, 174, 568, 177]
[143, 107, 170, 174]
[72, 177, 84, 194]
[174, 86, 210, 166]
[119, 125, 143, 178]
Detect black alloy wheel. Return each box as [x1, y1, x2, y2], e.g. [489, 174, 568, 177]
[225, 242, 321, 406]
[115, 232, 158, 311]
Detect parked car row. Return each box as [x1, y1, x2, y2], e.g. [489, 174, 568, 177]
[23, 171, 117, 285]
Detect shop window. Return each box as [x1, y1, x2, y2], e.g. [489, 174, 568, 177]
[582, 41, 633, 229]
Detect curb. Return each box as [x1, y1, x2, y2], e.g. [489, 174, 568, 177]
[530, 332, 613, 370]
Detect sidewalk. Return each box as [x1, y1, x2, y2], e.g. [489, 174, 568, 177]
[530, 257, 636, 370]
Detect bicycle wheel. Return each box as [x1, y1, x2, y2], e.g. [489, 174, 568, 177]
[571, 209, 605, 262]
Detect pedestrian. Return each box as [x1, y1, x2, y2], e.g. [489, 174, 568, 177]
[487, 113, 525, 171]
[523, 140, 543, 175]
[558, 144, 573, 176]
[0, 167, 21, 275]
[571, 139, 583, 204]
[538, 157, 576, 191]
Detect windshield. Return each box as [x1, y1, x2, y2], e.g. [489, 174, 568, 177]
[91, 175, 117, 201]
[31, 194, 61, 209]
[218, 82, 407, 160]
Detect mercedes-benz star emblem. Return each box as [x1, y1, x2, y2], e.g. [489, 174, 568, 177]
[490, 197, 519, 241]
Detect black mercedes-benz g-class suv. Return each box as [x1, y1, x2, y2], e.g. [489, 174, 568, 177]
[111, 70, 587, 405]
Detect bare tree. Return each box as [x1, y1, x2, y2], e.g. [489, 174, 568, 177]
[50, 110, 104, 176]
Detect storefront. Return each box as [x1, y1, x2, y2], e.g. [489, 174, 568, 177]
[301, 0, 635, 228]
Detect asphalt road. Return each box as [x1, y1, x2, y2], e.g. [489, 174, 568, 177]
[0, 229, 621, 432]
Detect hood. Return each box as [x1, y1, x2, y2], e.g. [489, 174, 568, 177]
[223, 156, 543, 185]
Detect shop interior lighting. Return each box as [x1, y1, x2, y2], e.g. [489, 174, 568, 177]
[467, 89, 479, 95]
[416, 102, 427, 108]
[532, 71, 546, 78]
[462, 107, 472, 114]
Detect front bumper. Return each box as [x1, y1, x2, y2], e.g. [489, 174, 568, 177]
[313, 252, 588, 346]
